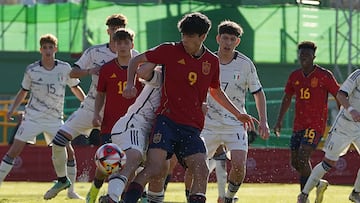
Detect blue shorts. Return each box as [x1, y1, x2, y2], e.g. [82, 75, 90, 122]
[290, 128, 322, 150]
[149, 115, 206, 166]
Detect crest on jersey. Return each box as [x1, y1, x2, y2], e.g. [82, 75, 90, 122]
[295, 80, 300, 85]
[234, 71, 241, 80]
[58, 73, 64, 82]
[202, 61, 211, 75]
[152, 132, 162, 144]
[311, 77, 318, 87]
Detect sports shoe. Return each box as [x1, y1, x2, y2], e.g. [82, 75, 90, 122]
[217, 197, 224, 203]
[349, 191, 360, 203]
[315, 179, 329, 203]
[44, 178, 71, 200]
[98, 194, 118, 203]
[233, 196, 239, 202]
[68, 191, 84, 199]
[86, 185, 100, 203]
[224, 197, 234, 203]
[297, 193, 309, 203]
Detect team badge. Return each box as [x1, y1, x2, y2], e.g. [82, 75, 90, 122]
[58, 73, 64, 82]
[234, 71, 241, 80]
[295, 80, 300, 85]
[152, 132, 162, 144]
[202, 61, 211, 75]
[311, 77, 318, 88]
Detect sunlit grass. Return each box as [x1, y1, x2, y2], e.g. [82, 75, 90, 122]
[0, 181, 354, 203]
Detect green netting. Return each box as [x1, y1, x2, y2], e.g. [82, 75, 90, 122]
[0, 1, 359, 64]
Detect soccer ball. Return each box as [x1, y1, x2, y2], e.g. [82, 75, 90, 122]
[94, 143, 126, 175]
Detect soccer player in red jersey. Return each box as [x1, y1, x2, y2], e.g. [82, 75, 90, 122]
[121, 12, 255, 203]
[274, 41, 340, 203]
[86, 28, 143, 203]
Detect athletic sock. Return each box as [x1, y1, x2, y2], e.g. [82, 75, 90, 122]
[215, 159, 227, 198]
[52, 144, 68, 177]
[147, 190, 164, 203]
[353, 169, 360, 193]
[0, 155, 14, 184]
[108, 175, 128, 202]
[67, 159, 76, 192]
[225, 181, 240, 199]
[302, 161, 331, 194]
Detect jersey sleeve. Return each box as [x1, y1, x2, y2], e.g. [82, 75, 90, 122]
[145, 44, 170, 64]
[247, 62, 262, 93]
[284, 73, 295, 95]
[74, 47, 93, 70]
[340, 69, 360, 95]
[21, 67, 31, 91]
[325, 71, 340, 97]
[97, 66, 107, 92]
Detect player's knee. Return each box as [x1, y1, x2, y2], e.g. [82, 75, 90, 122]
[53, 131, 71, 147]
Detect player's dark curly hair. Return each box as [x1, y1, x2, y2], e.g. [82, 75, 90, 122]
[298, 41, 317, 52]
[177, 12, 211, 36]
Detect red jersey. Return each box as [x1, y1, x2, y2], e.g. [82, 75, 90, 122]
[145, 42, 220, 130]
[285, 65, 340, 135]
[97, 59, 143, 134]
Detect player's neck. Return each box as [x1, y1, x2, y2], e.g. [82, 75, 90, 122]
[116, 55, 131, 66]
[217, 50, 234, 64]
[41, 58, 55, 70]
[302, 64, 315, 75]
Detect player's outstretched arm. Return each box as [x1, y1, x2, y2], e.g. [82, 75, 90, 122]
[253, 90, 270, 139]
[123, 53, 148, 99]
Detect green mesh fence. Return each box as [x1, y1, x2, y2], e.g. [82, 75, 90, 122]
[0, 1, 359, 64]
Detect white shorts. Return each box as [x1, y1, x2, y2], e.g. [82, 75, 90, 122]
[323, 115, 360, 161]
[111, 114, 151, 158]
[202, 125, 247, 159]
[60, 106, 98, 139]
[14, 116, 63, 145]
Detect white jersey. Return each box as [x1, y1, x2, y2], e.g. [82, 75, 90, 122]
[74, 43, 138, 111]
[111, 81, 161, 156]
[339, 69, 360, 121]
[205, 51, 262, 127]
[21, 60, 80, 120]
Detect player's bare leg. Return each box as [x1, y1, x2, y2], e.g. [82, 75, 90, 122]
[185, 152, 209, 203]
[224, 150, 246, 203]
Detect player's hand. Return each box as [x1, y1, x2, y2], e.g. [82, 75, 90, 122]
[123, 84, 137, 99]
[201, 102, 208, 115]
[349, 108, 360, 122]
[236, 113, 258, 131]
[6, 111, 14, 121]
[258, 121, 270, 140]
[273, 122, 282, 137]
[92, 114, 102, 127]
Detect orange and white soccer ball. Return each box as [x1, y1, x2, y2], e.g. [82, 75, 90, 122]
[94, 143, 126, 175]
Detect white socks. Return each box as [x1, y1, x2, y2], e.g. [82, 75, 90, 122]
[52, 144, 68, 177]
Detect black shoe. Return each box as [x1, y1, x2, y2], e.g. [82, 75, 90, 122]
[98, 195, 118, 203]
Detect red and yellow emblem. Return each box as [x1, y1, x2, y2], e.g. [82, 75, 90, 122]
[202, 61, 211, 75]
[311, 77, 318, 88]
